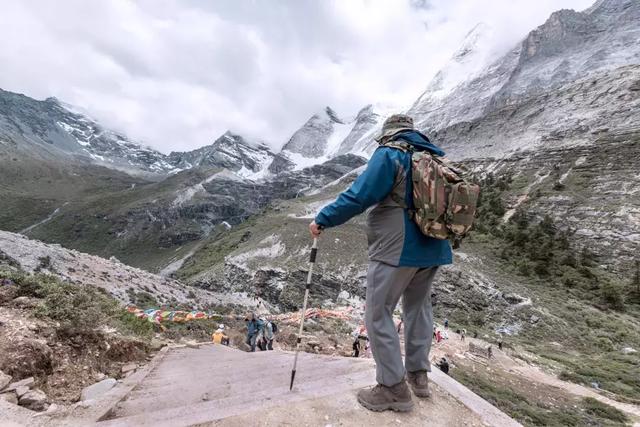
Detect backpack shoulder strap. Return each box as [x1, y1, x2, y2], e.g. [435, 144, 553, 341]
[379, 141, 413, 152]
[378, 141, 416, 210]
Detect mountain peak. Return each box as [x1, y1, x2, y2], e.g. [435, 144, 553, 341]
[324, 106, 344, 124]
[281, 107, 344, 158]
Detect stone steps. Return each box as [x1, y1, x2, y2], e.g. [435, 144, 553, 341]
[95, 344, 521, 427]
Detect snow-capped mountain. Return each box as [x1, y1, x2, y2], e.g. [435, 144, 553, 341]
[409, 22, 513, 132]
[281, 106, 345, 159]
[0, 90, 178, 175]
[278, 104, 390, 171]
[168, 132, 276, 180]
[408, 0, 640, 159]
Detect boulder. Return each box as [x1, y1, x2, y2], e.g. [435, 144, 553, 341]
[15, 386, 29, 398]
[0, 371, 11, 390]
[3, 377, 34, 393]
[19, 389, 48, 411]
[81, 378, 116, 402]
[0, 392, 18, 405]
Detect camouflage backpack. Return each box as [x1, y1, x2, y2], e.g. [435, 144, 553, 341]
[382, 141, 480, 247]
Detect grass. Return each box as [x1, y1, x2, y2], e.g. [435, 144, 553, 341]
[451, 366, 630, 426]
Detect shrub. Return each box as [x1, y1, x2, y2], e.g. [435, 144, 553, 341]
[533, 261, 550, 277]
[601, 281, 625, 311]
[34, 279, 119, 330]
[582, 397, 628, 424]
[518, 261, 531, 277]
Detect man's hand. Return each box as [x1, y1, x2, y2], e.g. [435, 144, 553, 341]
[309, 221, 323, 237]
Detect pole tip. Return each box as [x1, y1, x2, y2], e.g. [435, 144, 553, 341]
[289, 370, 296, 391]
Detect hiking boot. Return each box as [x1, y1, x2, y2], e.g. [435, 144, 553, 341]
[356, 381, 414, 412]
[407, 370, 430, 398]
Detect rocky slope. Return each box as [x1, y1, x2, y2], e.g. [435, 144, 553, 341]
[410, 0, 640, 159]
[0, 230, 252, 309]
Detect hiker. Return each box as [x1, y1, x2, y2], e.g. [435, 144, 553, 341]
[498, 339, 503, 351]
[487, 345, 493, 359]
[256, 317, 267, 351]
[460, 329, 466, 342]
[436, 357, 449, 374]
[444, 318, 449, 330]
[435, 329, 442, 344]
[245, 313, 261, 352]
[264, 318, 276, 351]
[352, 337, 361, 357]
[212, 324, 229, 346]
[310, 114, 453, 412]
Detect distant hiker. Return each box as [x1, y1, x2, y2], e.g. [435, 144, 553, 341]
[245, 313, 260, 352]
[352, 337, 361, 357]
[264, 319, 276, 351]
[498, 339, 503, 351]
[435, 329, 442, 344]
[433, 326, 437, 339]
[487, 345, 493, 359]
[436, 357, 449, 374]
[256, 317, 267, 351]
[310, 114, 454, 412]
[460, 329, 466, 342]
[444, 318, 449, 329]
[212, 324, 229, 346]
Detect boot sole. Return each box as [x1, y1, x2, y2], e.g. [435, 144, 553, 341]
[357, 395, 414, 412]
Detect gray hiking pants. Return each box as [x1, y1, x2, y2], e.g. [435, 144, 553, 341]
[365, 261, 438, 386]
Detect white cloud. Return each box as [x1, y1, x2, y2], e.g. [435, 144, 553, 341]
[0, 0, 595, 153]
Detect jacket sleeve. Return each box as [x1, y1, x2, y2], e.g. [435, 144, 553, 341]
[315, 148, 398, 228]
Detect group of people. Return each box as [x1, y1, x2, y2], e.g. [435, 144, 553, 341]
[245, 313, 277, 352]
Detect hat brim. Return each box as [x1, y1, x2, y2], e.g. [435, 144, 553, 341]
[375, 126, 413, 142]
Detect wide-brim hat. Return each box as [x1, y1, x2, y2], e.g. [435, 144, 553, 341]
[375, 114, 414, 142]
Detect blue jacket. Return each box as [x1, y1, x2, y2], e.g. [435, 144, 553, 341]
[246, 319, 262, 336]
[315, 130, 452, 268]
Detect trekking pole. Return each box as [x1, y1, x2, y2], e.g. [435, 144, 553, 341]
[289, 237, 318, 391]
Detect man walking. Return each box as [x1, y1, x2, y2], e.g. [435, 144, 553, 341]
[310, 114, 452, 412]
[245, 313, 261, 352]
[264, 318, 275, 350]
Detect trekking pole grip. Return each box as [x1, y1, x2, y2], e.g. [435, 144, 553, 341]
[309, 238, 318, 263]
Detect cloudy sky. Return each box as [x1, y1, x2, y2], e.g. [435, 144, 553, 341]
[0, 0, 594, 153]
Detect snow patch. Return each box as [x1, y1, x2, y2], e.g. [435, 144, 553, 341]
[283, 151, 329, 171]
[326, 121, 355, 156]
[226, 235, 285, 268]
[288, 199, 336, 219]
[173, 170, 242, 206]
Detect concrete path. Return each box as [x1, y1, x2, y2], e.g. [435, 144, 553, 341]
[79, 344, 520, 426]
